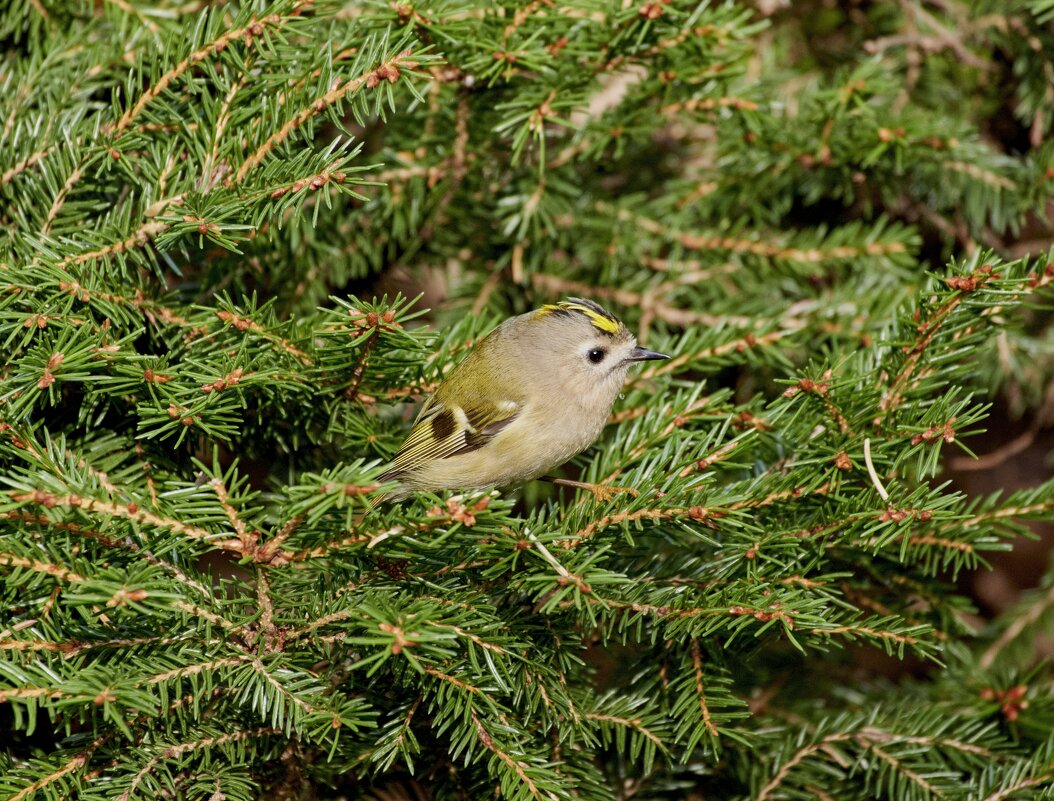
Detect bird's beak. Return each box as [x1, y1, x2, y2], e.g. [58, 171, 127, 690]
[627, 346, 670, 362]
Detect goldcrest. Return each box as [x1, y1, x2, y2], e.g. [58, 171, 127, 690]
[379, 299, 668, 499]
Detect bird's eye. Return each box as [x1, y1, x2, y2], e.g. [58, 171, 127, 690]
[587, 348, 606, 364]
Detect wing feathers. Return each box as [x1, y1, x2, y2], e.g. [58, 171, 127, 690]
[383, 397, 521, 480]
[455, 414, 517, 455]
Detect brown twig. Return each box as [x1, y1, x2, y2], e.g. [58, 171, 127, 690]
[981, 773, 1054, 801]
[756, 733, 855, 801]
[530, 272, 741, 328]
[0, 145, 56, 187]
[8, 489, 297, 565]
[808, 624, 918, 646]
[660, 95, 758, 115]
[201, 75, 248, 191]
[980, 579, 1054, 670]
[428, 667, 482, 694]
[471, 710, 545, 799]
[111, 7, 304, 136]
[596, 203, 908, 263]
[4, 511, 125, 549]
[215, 309, 311, 364]
[233, 48, 419, 185]
[102, 0, 159, 33]
[876, 264, 997, 425]
[255, 571, 279, 651]
[257, 514, 305, 564]
[40, 158, 85, 236]
[54, 218, 171, 269]
[344, 331, 379, 402]
[689, 637, 718, 736]
[115, 727, 280, 801]
[284, 609, 358, 642]
[563, 483, 830, 548]
[210, 476, 250, 549]
[582, 711, 664, 748]
[55, 280, 193, 327]
[0, 551, 84, 583]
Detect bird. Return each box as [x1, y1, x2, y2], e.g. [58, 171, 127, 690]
[377, 298, 669, 500]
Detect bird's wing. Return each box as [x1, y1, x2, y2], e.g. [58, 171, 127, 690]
[381, 395, 521, 480]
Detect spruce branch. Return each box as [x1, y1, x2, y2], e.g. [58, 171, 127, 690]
[232, 46, 427, 186]
[110, 3, 309, 138]
[4, 2, 1054, 798]
[0, 144, 57, 188]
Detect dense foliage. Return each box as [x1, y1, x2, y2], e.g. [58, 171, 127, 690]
[2, 1, 1054, 799]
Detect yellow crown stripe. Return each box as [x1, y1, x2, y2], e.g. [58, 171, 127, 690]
[536, 302, 623, 335]
[569, 304, 622, 334]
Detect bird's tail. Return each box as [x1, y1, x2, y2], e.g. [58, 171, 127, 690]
[367, 468, 405, 510]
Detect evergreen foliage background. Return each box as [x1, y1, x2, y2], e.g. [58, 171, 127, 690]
[3, 0, 1054, 798]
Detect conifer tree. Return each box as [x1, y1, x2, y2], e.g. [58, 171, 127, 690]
[2, 1, 1054, 799]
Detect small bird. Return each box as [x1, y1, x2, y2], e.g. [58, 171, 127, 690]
[378, 298, 669, 499]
